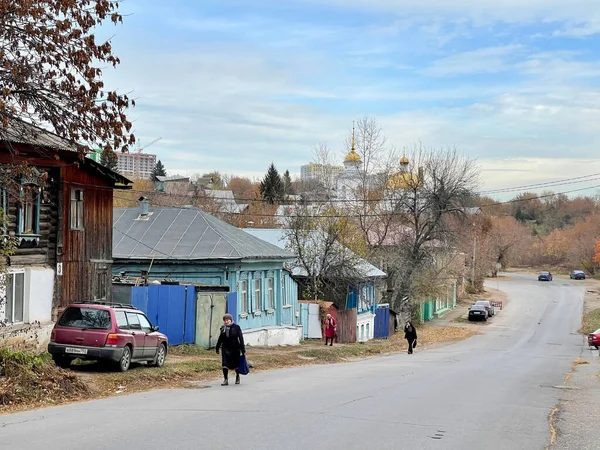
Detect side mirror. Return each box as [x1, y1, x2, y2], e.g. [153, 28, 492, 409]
[151, 325, 159, 332]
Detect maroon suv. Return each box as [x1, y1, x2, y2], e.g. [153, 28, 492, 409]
[48, 303, 168, 372]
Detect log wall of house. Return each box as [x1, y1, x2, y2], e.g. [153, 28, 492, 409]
[58, 165, 114, 307]
[5, 167, 60, 267]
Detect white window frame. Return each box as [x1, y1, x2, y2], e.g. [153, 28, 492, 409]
[239, 280, 248, 313]
[254, 278, 262, 312]
[4, 270, 25, 324]
[267, 277, 274, 310]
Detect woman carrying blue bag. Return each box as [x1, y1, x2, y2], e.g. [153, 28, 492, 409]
[216, 314, 248, 385]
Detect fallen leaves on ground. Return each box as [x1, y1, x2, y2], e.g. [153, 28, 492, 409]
[0, 348, 90, 413]
[580, 309, 600, 334]
[0, 324, 475, 413]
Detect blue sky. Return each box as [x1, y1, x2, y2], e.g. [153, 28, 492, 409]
[101, 0, 600, 197]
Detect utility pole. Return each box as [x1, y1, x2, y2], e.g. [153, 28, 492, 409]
[471, 228, 477, 288]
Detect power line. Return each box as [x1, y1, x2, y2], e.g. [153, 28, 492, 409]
[479, 172, 600, 194]
[112, 182, 600, 219]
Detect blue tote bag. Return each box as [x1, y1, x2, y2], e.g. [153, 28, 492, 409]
[238, 355, 250, 375]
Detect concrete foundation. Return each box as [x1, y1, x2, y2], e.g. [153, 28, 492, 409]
[243, 325, 303, 347]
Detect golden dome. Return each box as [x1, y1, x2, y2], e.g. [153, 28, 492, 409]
[344, 149, 361, 163]
[386, 172, 419, 190]
[400, 155, 409, 166]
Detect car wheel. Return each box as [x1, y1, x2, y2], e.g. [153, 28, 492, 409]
[52, 355, 72, 369]
[151, 343, 167, 368]
[118, 345, 132, 372]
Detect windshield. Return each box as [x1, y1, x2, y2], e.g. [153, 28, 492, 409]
[58, 307, 112, 330]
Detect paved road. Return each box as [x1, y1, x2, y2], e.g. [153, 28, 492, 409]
[0, 274, 585, 450]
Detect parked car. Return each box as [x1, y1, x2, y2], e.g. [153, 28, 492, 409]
[588, 329, 600, 349]
[468, 304, 488, 321]
[570, 270, 586, 280]
[474, 300, 495, 317]
[538, 271, 553, 281]
[48, 302, 168, 372]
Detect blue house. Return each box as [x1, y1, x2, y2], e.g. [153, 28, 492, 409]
[243, 228, 386, 342]
[112, 200, 302, 346]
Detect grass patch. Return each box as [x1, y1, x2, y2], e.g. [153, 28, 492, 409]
[298, 343, 384, 363]
[0, 348, 89, 411]
[580, 308, 600, 334]
[0, 324, 476, 413]
[168, 345, 214, 357]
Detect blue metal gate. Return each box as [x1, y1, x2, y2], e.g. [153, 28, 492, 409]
[131, 284, 196, 346]
[226, 292, 237, 319]
[374, 305, 390, 339]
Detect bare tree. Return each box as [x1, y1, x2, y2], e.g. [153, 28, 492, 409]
[376, 146, 479, 313]
[283, 202, 364, 303]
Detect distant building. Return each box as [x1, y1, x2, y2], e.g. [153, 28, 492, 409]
[300, 162, 343, 185]
[116, 151, 157, 179]
[86, 147, 102, 163]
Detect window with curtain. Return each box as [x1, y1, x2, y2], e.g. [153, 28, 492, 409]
[254, 279, 262, 311]
[19, 184, 40, 235]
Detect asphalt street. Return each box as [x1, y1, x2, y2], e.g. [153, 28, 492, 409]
[0, 274, 585, 450]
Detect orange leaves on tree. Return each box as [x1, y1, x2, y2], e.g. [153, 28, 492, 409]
[593, 239, 600, 266]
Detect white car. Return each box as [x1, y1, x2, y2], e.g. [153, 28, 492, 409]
[474, 300, 495, 317]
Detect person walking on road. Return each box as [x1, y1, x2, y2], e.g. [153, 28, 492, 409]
[324, 313, 337, 346]
[216, 314, 246, 386]
[404, 321, 417, 354]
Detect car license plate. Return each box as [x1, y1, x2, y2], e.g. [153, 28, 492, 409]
[473, 311, 481, 314]
[65, 347, 88, 355]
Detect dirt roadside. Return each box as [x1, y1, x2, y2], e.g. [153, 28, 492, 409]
[0, 320, 478, 415]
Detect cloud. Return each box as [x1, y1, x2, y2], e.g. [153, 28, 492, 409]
[95, 0, 600, 197]
[553, 20, 600, 37]
[423, 45, 524, 76]
[478, 158, 600, 200]
[295, 0, 600, 27]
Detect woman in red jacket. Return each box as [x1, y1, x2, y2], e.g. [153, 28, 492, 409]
[324, 314, 337, 346]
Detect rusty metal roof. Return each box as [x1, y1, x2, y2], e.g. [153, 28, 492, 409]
[1, 120, 77, 151]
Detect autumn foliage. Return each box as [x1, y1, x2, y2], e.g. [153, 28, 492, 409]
[0, 0, 135, 154]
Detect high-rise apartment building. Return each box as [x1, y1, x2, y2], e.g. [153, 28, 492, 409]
[116, 152, 157, 179]
[300, 162, 343, 184]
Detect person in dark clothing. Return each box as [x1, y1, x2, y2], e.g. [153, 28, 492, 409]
[216, 314, 246, 386]
[404, 321, 417, 354]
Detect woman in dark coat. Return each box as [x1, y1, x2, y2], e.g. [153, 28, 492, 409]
[216, 314, 246, 386]
[404, 321, 417, 355]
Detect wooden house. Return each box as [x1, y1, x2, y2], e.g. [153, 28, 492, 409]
[112, 200, 303, 346]
[0, 122, 132, 333]
[242, 228, 387, 342]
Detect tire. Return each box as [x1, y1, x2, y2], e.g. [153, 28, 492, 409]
[52, 355, 72, 369]
[150, 343, 167, 368]
[117, 345, 132, 372]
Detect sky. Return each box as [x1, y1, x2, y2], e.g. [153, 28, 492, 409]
[100, 0, 600, 198]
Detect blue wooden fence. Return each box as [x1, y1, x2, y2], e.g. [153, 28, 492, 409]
[374, 305, 390, 339]
[131, 284, 196, 346]
[226, 292, 237, 319]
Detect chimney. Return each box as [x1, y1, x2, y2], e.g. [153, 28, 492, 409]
[138, 196, 149, 215]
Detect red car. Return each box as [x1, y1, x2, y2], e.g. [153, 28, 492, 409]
[48, 302, 168, 372]
[588, 329, 600, 349]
